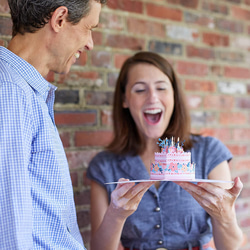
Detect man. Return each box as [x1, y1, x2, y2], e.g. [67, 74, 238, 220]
[0, 0, 106, 249]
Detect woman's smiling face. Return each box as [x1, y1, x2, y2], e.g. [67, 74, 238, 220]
[123, 63, 174, 140]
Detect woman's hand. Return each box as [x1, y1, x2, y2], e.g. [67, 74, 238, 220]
[89, 179, 155, 250]
[174, 177, 244, 250]
[174, 177, 242, 222]
[109, 178, 154, 221]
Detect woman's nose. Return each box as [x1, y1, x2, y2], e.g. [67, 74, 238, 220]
[148, 88, 158, 103]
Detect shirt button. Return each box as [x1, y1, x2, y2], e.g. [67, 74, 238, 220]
[155, 207, 161, 212]
[158, 240, 163, 245]
[155, 224, 161, 229]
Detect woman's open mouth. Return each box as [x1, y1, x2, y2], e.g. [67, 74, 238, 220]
[144, 109, 162, 124]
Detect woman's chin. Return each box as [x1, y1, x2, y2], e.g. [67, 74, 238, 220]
[144, 130, 165, 140]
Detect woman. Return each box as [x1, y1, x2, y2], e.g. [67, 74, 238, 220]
[87, 52, 243, 250]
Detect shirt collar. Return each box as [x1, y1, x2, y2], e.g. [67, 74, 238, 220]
[0, 46, 57, 96]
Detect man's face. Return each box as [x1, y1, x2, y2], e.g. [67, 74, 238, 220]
[50, 1, 101, 74]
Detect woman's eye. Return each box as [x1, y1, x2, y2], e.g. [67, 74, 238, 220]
[135, 89, 145, 93]
[157, 87, 166, 91]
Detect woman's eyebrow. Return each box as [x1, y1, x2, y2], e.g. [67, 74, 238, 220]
[155, 80, 168, 84]
[133, 81, 146, 85]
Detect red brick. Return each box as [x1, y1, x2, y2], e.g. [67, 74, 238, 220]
[231, 36, 250, 51]
[233, 128, 250, 141]
[70, 172, 78, 187]
[75, 51, 87, 66]
[202, 32, 229, 47]
[101, 109, 113, 127]
[240, 217, 250, 229]
[114, 53, 131, 69]
[107, 0, 143, 14]
[59, 132, 70, 148]
[184, 12, 214, 28]
[106, 34, 145, 50]
[166, 25, 199, 42]
[217, 50, 243, 63]
[240, 186, 250, 198]
[219, 112, 247, 125]
[235, 200, 250, 214]
[0, 0, 10, 13]
[186, 95, 203, 109]
[146, 3, 182, 21]
[185, 79, 216, 92]
[177, 62, 208, 76]
[127, 17, 165, 37]
[107, 71, 119, 88]
[231, 6, 250, 21]
[199, 128, 231, 141]
[224, 66, 250, 79]
[204, 95, 234, 109]
[74, 190, 90, 206]
[83, 171, 91, 187]
[77, 210, 90, 228]
[58, 71, 100, 85]
[237, 98, 250, 109]
[66, 150, 100, 169]
[186, 45, 215, 60]
[215, 18, 243, 33]
[149, 41, 182, 56]
[99, 12, 124, 30]
[0, 17, 12, 36]
[91, 50, 112, 68]
[210, 65, 223, 77]
[223, 0, 240, 3]
[202, 1, 228, 15]
[75, 130, 113, 147]
[226, 144, 247, 156]
[85, 91, 113, 106]
[92, 31, 103, 46]
[167, 0, 199, 8]
[55, 111, 96, 126]
[190, 111, 217, 127]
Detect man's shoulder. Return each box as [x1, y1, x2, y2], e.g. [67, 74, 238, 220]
[0, 59, 32, 94]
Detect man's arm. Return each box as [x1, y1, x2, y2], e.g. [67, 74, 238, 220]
[0, 82, 33, 249]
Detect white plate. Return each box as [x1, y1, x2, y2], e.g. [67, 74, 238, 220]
[105, 179, 234, 185]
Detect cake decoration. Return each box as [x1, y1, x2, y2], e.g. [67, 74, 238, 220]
[150, 137, 195, 180]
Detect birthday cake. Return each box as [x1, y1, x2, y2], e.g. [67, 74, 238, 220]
[150, 137, 195, 180]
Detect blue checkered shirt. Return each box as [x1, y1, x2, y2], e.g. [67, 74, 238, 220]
[0, 46, 86, 249]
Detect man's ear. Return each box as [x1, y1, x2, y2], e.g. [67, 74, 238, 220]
[50, 6, 68, 32]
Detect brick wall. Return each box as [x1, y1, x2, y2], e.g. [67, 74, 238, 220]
[1, 0, 250, 249]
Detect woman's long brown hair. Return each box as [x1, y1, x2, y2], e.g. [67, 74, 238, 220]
[107, 51, 195, 155]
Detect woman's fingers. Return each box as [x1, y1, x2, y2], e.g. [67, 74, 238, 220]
[110, 180, 154, 217]
[230, 177, 243, 198]
[175, 178, 243, 222]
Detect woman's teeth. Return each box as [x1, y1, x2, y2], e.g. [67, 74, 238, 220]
[144, 109, 162, 114]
